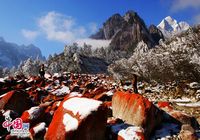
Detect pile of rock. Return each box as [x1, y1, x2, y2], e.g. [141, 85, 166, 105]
[0, 73, 199, 139]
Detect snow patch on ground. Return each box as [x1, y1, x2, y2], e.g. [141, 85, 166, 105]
[63, 113, 78, 132]
[169, 97, 191, 103]
[63, 97, 102, 119]
[176, 101, 200, 107]
[33, 122, 46, 134]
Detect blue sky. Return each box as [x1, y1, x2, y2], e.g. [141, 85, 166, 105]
[0, 0, 200, 57]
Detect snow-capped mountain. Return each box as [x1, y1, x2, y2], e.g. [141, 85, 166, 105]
[157, 16, 190, 38]
[0, 37, 45, 68]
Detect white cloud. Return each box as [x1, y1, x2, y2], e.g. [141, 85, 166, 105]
[171, 0, 200, 12]
[22, 11, 99, 44]
[193, 14, 200, 23]
[76, 38, 111, 49]
[21, 29, 39, 40]
[38, 11, 87, 43]
[88, 23, 98, 34]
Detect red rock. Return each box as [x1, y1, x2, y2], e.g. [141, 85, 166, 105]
[112, 91, 163, 138]
[157, 101, 173, 111]
[0, 90, 32, 115]
[21, 106, 45, 127]
[158, 101, 199, 129]
[170, 111, 195, 126]
[45, 97, 107, 140]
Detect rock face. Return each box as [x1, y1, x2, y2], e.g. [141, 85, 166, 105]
[45, 97, 107, 140]
[80, 56, 108, 74]
[112, 91, 163, 138]
[91, 10, 155, 53]
[110, 11, 155, 52]
[91, 14, 126, 40]
[149, 24, 164, 44]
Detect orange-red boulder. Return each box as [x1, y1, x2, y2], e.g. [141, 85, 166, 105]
[45, 96, 107, 140]
[0, 90, 33, 115]
[112, 91, 163, 138]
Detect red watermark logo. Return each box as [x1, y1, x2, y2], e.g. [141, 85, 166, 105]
[2, 116, 30, 137]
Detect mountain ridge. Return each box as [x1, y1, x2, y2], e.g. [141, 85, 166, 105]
[0, 37, 45, 68]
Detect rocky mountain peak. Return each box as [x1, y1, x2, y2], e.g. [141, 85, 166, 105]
[123, 10, 146, 27]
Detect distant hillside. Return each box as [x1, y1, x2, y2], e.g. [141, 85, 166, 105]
[108, 25, 200, 82]
[0, 37, 45, 68]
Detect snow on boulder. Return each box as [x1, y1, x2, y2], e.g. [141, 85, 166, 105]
[112, 91, 163, 138]
[21, 106, 45, 127]
[29, 122, 47, 139]
[189, 82, 200, 89]
[51, 85, 70, 96]
[45, 97, 107, 140]
[0, 90, 32, 115]
[110, 123, 145, 140]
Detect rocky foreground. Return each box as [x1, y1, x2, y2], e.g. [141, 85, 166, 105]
[0, 73, 200, 140]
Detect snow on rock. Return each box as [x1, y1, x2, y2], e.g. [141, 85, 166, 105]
[21, 106, 45, 126]
[118, 126, 144, 140]
[33, 122, 46, 134]
[63, 97, 102, 119]
[110, 123, 145, 140]
[0, 78, 5, 83]
[112, 91, 163, 139]
[27, 106, 42, 120]
[45, 96, 107, 140]
[53, 73, 61, 78]
[189, 82, 200, 89]
[69, 92, 82, 98]
[105, 90, 114, 96]
[0, 93, 7, 99]
[63, 113, 79, 132]
[44, 73, 52, 79]
[52, 85, 70, 96]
